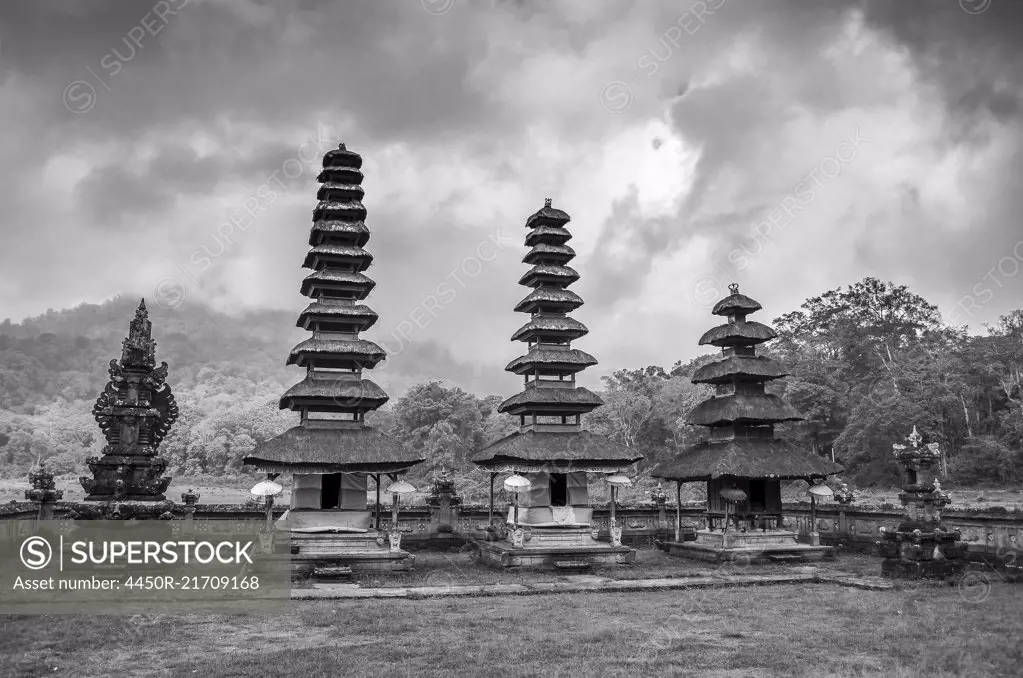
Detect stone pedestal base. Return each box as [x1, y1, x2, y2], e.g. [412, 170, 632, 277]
[880, 557, 966, 580]
[661, 529, 833, 564]
[289, 530, 415, 577]
[474, 527, 635, 569]
[80, 454, 172, 502]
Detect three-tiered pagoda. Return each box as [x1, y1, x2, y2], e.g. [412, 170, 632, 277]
[470, 198, 643, 568]
[243, 143, 423, 573]
[651, 283, 842, 562]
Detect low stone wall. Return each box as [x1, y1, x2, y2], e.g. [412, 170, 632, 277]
[4, 499, 1021, 565]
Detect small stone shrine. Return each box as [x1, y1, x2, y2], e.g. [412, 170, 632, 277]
[877, 426, 966, 579]
[469, 198, 643, 568]
[651, 283, 843, 562]
[80, 300, 179, 502]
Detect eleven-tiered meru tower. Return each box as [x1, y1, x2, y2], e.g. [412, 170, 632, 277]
[471, 199, 642, 568]
[244, 143, 422, 572]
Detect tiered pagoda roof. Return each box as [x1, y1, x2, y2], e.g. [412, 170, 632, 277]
[470, 199, 642, 472]
[243, 143, 423, 474]
[651, 283, 842, 481]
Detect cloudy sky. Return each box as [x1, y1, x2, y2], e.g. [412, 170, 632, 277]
[0, 0, 1021, 397]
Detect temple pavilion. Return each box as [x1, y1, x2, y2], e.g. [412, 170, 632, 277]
[651, 283, 842, 563]
[469, 198, 643, 568]
[243, 143, 423, 573]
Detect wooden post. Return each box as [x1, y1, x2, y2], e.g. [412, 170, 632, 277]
[489, 472, 496, 525]
[374, 473, 381, 530]
[675, 481, 682, 542]
[610, 486, 617, 526]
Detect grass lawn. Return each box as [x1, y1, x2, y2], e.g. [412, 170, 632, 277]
[2, 567, 1021, 677]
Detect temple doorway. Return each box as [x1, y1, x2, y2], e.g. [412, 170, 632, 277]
[321, 473, 342, 509]
[550, 473, 568, 507]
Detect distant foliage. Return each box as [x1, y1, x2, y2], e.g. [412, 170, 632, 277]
[1, 284, 1021, 487]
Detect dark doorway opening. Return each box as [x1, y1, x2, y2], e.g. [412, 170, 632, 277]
[321, 473, 342, 509]
[749, 479, 766, 511]
[550, 473, 567, 507]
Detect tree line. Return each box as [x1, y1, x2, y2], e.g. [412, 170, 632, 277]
[0, 278, 1020, 487]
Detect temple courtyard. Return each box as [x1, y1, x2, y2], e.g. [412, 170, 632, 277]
[2, 551, 1021, 678]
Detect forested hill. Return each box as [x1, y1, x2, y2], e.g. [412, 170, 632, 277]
[1, 279, 1022, 488]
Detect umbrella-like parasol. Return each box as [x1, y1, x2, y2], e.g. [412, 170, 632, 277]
[504, 474, 531, 528]
[250, 480, 283, 497]
[606, 474, 632, 526]
[807, 484, 833, 498]
[719, 488, 747, 503]
[250, 479, 283, 533]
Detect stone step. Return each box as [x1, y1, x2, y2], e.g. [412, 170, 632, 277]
[554, 561, 592, 571]
[314, 565, 353, 579]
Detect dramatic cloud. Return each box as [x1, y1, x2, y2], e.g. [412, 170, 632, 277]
[1, 0, 1021, 398]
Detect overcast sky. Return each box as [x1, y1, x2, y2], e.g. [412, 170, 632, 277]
[0, 0, 1021, 397]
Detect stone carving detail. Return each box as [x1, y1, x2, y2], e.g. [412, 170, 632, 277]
[877, 426, 965, 579]
[80, 300, 178, 501]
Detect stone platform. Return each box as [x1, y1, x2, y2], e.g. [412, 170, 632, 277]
[474, 527, 635, 569]
[289, 531, 415, 575]
[660, 529, 833, 564]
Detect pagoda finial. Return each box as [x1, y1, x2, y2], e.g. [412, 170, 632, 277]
[338, 142, 346, 150]
[728, 282, 739, 295]
[121, 298, 156, 370]
[544, 197, 552, 208]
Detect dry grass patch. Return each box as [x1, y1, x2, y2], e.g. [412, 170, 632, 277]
[2, 579, 1021, 677]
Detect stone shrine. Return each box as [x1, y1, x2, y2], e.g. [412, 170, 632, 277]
[80, 300, 179, 502]
[877, 426, 966, 579]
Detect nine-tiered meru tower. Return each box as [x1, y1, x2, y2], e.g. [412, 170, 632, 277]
[243, 143, 424, 573]
[470, 199, 643, 568]
[651, 283, 843, 563]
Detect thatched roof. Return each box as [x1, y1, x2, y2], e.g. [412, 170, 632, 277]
[691, 355, 788, 384]
[498, 386, 604, 414]
[287, 338, 386, 367]
[525, 225, 573, 246]
[302, 245, 373, 271]
[470, 429, 642, 468]
[297, 301, 378, 331]
[699, 321, 777, 347]
[321, 143, 363, 169]
[300, 270, 375, 297]
[650, 438, 843, 481]
[523, 243, 575, 265]
[712, 292, 762, 317]
[514, 287, 583, 313]
[525, 199, 571, 228]
[506, 347, 597, 373]
[243, 425, 423, 473]
[313, 200, 367, 221]
[518, 264, 580, 287]
[309, 220, 370, 247]
[316, 182, 365, 201]
[511, 315, 589, 342]
[279, 377, 388, 410]
[316, 166, 363, 186]
[688, 394, 803, 426]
